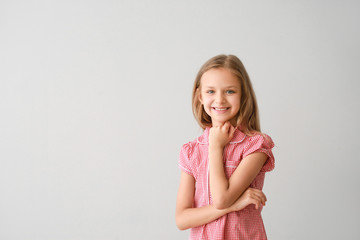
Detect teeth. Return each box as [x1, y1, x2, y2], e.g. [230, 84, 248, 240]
[214, 108, 227, 110]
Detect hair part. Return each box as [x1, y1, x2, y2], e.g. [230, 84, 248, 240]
[192, 54, 261, 135]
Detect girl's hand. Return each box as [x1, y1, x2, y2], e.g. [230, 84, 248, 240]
[230, 188, 267, 212]
[209, 122, 236, 149]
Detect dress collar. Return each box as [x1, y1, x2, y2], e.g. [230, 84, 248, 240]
[196, 127, 246, 145]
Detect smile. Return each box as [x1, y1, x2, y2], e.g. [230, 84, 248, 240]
[212, 107, 230, 111]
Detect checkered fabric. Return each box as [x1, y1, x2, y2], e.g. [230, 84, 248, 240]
[179, 128, 275, 240]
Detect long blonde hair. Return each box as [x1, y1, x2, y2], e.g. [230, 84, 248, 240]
[192, 54, 261, 135]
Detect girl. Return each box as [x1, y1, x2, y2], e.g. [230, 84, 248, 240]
[175, 54, 275, 240]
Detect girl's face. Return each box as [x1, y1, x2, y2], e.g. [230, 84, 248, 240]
[199, 68, 241, 127]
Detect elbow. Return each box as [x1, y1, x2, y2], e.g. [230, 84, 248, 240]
[176, 223, 188, 231]
[176, 220, 189, 231]
[175, 214, 189, 231]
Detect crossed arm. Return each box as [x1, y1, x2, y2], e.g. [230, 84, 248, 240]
[175, 123, 268, 230]
[208, 122, 268, 209]
[175, 171, 233, 230]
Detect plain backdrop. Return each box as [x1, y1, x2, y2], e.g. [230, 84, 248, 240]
[1, 0, 360, 239]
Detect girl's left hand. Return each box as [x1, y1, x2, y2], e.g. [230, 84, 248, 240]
[209, 122, 236, 149]
[230, 187, 267, 212]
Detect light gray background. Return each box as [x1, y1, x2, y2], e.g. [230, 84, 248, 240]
[1, 0, 359, 239]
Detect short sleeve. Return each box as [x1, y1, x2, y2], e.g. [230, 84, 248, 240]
[243, 134, 275, 172]
[178, 143, 195, 177]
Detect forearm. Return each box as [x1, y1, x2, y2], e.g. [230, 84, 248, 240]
[209, 150, 268, 209]
[209, 145, 232, 208]
[176, 204, 231, 230]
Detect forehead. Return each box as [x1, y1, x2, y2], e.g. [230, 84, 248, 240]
[200, 68, 240, 88]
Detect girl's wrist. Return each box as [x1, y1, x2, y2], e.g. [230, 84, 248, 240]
[209, 143, 225, 150]
[211, 204, 233, 214]
[208, 146, 224, 159]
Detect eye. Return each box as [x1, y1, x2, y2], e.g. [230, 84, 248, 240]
[226, 90, 235, 94]
[206, 90, 214, 94]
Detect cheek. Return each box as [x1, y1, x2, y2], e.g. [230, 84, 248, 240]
[199, 94, 208, 104]
[201, 99, 212, 113]
[230, 97, 241, 109]
[202, 98, 213, 107]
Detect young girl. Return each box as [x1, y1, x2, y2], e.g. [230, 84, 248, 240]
[175, 54, 275, 240]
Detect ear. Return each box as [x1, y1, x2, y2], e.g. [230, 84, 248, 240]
[197, 88, 203, 104]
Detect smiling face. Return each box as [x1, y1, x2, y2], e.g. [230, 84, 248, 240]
[199, 68, 241, 127]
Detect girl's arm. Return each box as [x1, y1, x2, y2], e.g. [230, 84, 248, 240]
[175, 171, 231, 230]
[209, 122, 268, 209]
[175, 171, 267, 230]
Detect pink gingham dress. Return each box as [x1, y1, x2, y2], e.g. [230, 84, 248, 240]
[179, 128, 275, 240]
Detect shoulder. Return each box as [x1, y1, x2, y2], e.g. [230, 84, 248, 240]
[243, 132, 274, 149]
[241, 132, 275, 172]
[180, 136, 201, 157]
[180, 140, 196, 157]
[179, 133, 205, 177]
[242, 132, 275, 169]
[181, 129, 209, 152]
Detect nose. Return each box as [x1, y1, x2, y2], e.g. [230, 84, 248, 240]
[215, 92, 225, 104]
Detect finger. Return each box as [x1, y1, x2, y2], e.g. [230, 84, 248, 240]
[247, 197, 258, 209]
[256, 192, 267, 205]
[250, 191, 266, 206]
[229, 125, 236, 139]
[231, 125, 237, 136]
[223, 121, 231, 131]
[261, 194, 267, 206]
[252, 189, 266, 200]
[257, 191, 267, 203]
[261, 196, 266, 206]
[248, 188, 262, 197]
[248, 187, 261, 192]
